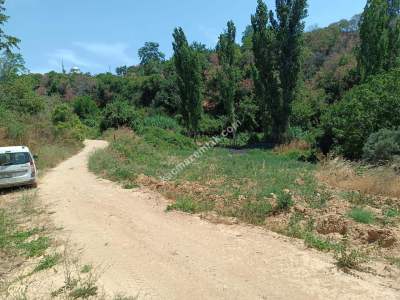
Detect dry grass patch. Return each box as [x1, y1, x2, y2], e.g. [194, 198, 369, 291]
[273, 139, 310, 154]
[317, 158, 400, 199]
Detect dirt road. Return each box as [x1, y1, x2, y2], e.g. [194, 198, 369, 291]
[39, 140, 399, 299]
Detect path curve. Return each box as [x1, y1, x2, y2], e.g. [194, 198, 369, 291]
[39, 140, 398, 299]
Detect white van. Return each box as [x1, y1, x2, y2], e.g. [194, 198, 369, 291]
[0, 146, 38, 189]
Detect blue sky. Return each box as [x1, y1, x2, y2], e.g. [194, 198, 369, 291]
[5, 0, 366, 74]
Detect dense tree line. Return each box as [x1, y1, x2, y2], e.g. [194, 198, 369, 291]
[2, 0, 400, 163]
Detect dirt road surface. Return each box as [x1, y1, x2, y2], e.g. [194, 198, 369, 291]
[39, 140, 399, 299]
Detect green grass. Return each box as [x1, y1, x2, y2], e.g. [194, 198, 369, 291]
[237, 200, 273, 225]
[17, 236, 50, 258]
[347, 207, 376, 224]
[384, 208, 400, 218]
[68, 284, 98, 299]
[166, 196, 214, 214]
[304, 233, 339, 252]
[34, 253, 61, 272]
[123, 182, 139, 190]
[80, 264, 93, 274]
[89, 131, 317, 225]
[386, 257, 400, 269]
[35, 143, 82, 171]
[1, 202, 49, 259]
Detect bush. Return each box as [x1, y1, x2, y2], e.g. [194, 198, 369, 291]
[101, 100, 139, 130]
[363, 129, 400, 164]
[139, 115, 182, 132]
[142, 127, 195, 150]
[52, 104, 75, 125]
[335, 245, 366, 270]
[73, 96, 99, 121]
[277, 192, 294, 210]
[198, 115, 224, 135]
[0, 76, 45, 115]
[321, 68, 400, 159]
[52, 104, 88, 142]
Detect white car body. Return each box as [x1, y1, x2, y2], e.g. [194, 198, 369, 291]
[0, 146, 37, 189]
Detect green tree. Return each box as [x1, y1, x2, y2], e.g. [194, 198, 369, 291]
[252, 0, 278, 140]
[216, 21, 239, 129]
[252, 0, 307, 143]
[172, 27, 203, 136]
[0, 0, 20, 53]
[273, 0, 308, 142]
[388, 0, 400, 68]
[321, 68, 400, 159]
[0, 51, 27, 81]
[138, 42, 165, 75]
[357, 0, 390, 80]
[101, 100, 138, 130]
[73, 96, 99, 120]
[357, 0, 400, 80]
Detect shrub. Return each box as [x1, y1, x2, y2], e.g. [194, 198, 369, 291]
[52, 104, 88, 142]
[347, 207, 375, 224]
[101, 100, 139, 130]
[277, 192, 294, 211]
[363, 129, 400, 164]
[198, 115, 224, 135]
[335, 245, 366, 271]
[321, 68, 400, 159]
[0, 76, 45, 114]
[52, 104, 75, 125]
[73, 96, 99, 121]
[141, 115, 182, 132]
[142, 127, 195, 150]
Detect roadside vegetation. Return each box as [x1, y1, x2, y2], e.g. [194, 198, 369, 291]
[0, 190, 134, 299]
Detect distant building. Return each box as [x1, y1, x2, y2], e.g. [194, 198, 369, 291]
[70, 66, 81, 74]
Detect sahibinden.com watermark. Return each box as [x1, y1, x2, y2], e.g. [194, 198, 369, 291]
[160, 120, 242, 182]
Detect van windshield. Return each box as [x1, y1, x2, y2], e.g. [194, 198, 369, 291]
[0, 152, 31, 166]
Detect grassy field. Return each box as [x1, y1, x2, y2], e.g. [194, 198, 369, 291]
[90, 129, 400, 273]
[90, 129, 321, 223]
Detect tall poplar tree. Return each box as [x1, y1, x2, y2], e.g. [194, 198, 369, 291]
[172, 27, 203, 135]
[388, 0, 400, 69]
[357, 0, 400, 81]
[252, 0, 307, 143]
[216, 21, 239, 128]
[358, 0, 390, 81]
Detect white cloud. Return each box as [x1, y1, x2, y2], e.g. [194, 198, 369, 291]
[74, 42, 133, 65]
